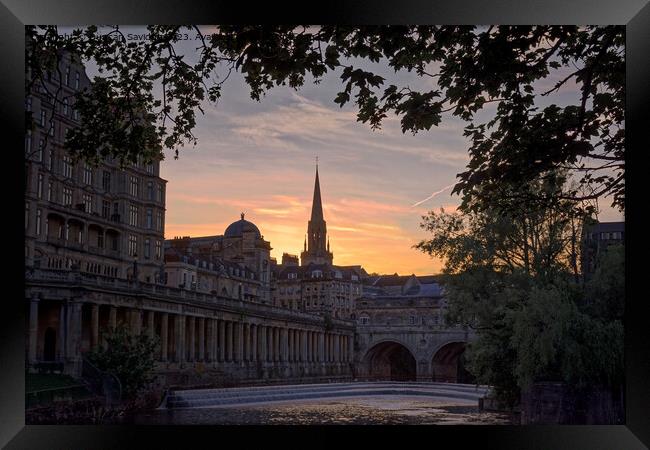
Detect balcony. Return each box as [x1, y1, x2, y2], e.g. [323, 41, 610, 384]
[88, 246, 104, 255]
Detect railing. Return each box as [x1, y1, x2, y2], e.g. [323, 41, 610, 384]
[26, 267, 356, 328]
[81, 357, 122, 406]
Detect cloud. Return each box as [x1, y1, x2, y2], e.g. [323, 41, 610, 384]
[411, 183, 456, 207]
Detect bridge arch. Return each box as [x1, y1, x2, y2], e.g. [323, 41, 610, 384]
[360, 340, 417, 381]
[431, 341, 474, 383]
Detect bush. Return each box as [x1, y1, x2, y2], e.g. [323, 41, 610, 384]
[86, 324, 159, 399]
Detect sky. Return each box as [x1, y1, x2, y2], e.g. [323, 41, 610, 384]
[71, 26, 624, 275]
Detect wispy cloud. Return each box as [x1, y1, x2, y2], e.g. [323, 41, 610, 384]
[411, 183, 456, 207]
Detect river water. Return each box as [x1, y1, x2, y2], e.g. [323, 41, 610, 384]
[119, 395, 513, 425]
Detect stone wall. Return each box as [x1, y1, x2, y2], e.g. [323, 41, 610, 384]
[520, 382, 624, 424]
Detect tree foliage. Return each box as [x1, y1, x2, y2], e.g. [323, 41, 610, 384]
[86, 324, 159, 399]
[26, 25, 624, 210]
[416, 177, 623, 406]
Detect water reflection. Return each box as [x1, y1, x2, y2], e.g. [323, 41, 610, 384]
[119, 396, 513, 425]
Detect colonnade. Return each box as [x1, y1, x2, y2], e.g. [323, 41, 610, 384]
[26, 298, 354, 372]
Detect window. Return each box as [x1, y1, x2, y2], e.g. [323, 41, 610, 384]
[144, 239, 151, 259]
[156, 211, 163, 231]
[25, 130, 32, 154]
[146, 163, 154, 174]
[36, 209, 41, 235]
[62, 187, 73, 206]
[72, 107, 79, 121]
[37, 173, 43, 199]
[83, 164, 93, 185]
[128, 235, 138, 256]
[311, 270, 323, 278]
[102, 170, 111, 192]
[359, 316, 369, 325]
[62, 155, 73, 178]
[130, 176, 139, 197]
[62, 98, 69, 116]
[47, 182, 53, 202]
[25, 202, 29, 230]
[47, 149, 54, 171]
[129, 204, 139, 227]
[155, 240, 162, 260]
[146, 209, 153, 229]
[48, 119, 55, 137]
[409, 316, 417, 325]
[75, 72, 80, 89]
[157, 184, 163, 202]
[102, 200, 110, 219]
[26, 96, 32, 111]
[82, 193, 92, 213]
[97, 232, 104, 249]
[65, 66, 70, 86]
[36, 139, 44, 162]
[288, 272, 297, 280]
[39, 110, 46, 127]
[147, 181, 154, 200]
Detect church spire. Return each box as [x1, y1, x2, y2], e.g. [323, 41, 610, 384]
[310, 164, 324, 222]
[301, 162, 333, 266]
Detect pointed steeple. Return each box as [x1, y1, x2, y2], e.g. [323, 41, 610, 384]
[310, 165, 324, 222]
[301, 162, 333, 266]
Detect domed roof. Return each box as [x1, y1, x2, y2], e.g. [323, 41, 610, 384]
[224, 213, 261, 238]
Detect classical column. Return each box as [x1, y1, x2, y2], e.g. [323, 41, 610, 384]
[28, 296, 39, 365]
[234, 321, 243, 363]
[66, 300, 83, 374]
[147, 310, 155, 339]
[160, 313, 168, 362]
[294, 329, 299, 362]
[319, 332, 324, 363]
[274, 327, 280, 362]
[225, 321, 233, 362]
[259, 325, 267, 362]
[206, 318, 213, 363]
[218, 319, 226, 362]
[243, 323, 250, 362]
[109, 306, 117, 329]
[174, 315, 184, 363]
[90, 304, 99, 349]
[299, 330, 305, 362]
[58, 303, 66, 360]
[187, 316, 195, 362]
[281, 328, 288, 362]
[251, 324, 258, 362]
[198, 317, 205, 362]
[287, 328, 293, 362]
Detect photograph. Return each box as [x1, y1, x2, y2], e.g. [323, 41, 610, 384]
[4, 11, 644, 445]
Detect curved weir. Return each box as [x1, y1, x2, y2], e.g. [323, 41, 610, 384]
[163, 382, 490, 409]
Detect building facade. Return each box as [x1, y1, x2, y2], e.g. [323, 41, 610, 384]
[24, 50, 469, 388]
[25, 50, 167, 284]
[581, 221, 625, 279]
[354, 275, 474, 382]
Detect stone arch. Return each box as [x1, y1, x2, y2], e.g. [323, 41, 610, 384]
[431, 341, 474, 383]
[361, 340, 417, 381]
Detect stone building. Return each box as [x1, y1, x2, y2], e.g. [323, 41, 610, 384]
[354, 274, 473, 382]
[24, 50, 167, 284]
[272, 263, 364, 319]
[164, 214, 273, 303]
[24, 49, 468, 387]
[581, 221, 625, 279]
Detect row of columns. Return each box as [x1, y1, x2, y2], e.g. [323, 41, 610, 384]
[27, 298, 353, 368]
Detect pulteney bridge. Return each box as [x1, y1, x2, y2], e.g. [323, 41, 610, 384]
[352, 293, 475, 382]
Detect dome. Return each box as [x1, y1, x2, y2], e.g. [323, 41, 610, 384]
[224, 213, 261, 238]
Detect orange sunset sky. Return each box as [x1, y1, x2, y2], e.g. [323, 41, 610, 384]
[77, 26, 623, 275]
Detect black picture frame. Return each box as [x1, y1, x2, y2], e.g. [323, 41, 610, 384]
[2, 1, 648, 447]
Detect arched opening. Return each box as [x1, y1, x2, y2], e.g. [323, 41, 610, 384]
[432, 342, 475, 383]
[362, 341, 416, 381]
[43, 327, 56, 361]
